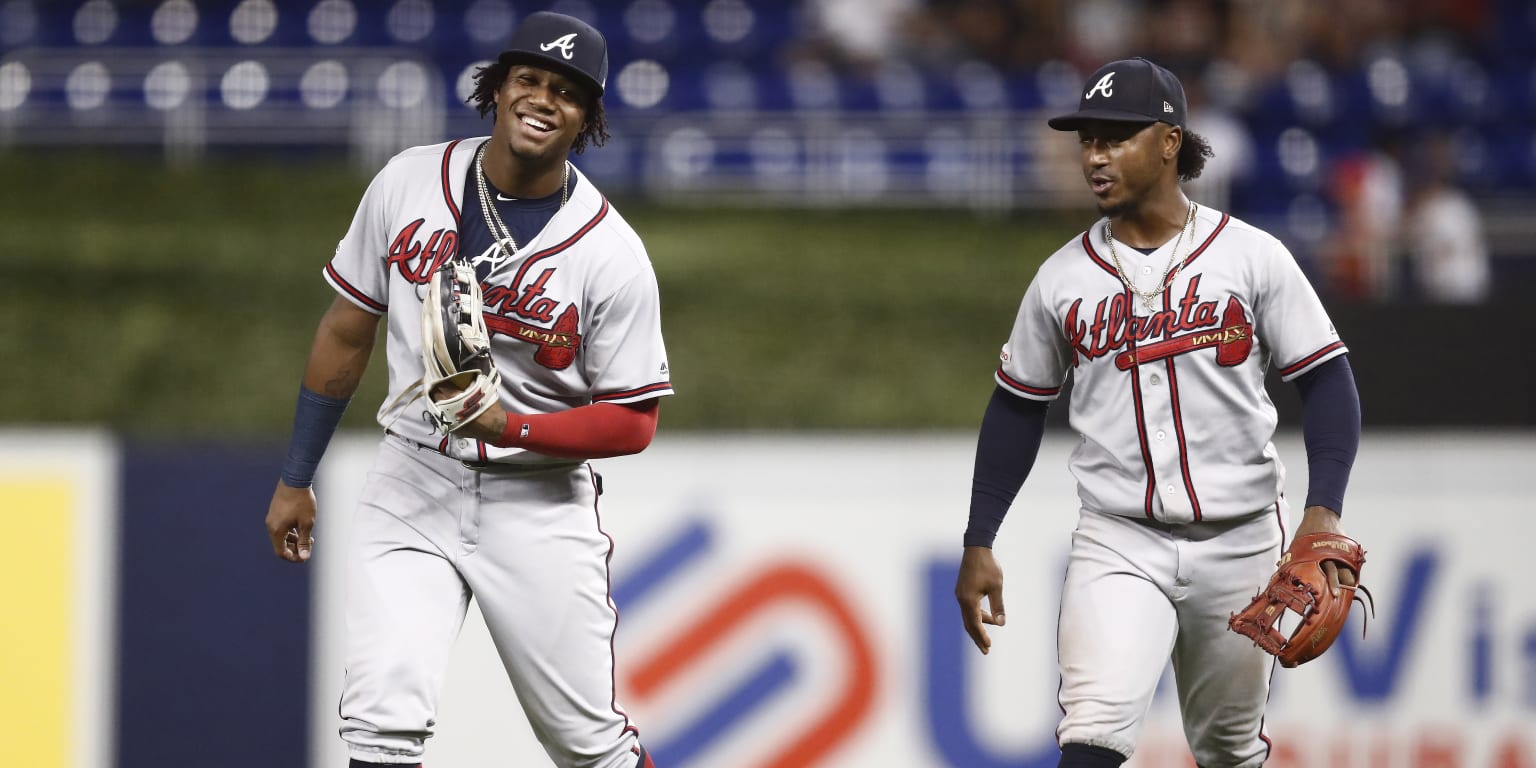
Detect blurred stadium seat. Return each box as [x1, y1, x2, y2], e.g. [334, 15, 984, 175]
[1, 0, 1531, 279]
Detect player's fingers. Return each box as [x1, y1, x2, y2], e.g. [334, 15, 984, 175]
[295, 520, 315, 562]
[985, 588, 1006, 627]
[959, 603, 991, 654]
[267, 522, 296, 561]
[1336, 563, 1358, 589]
[276, 535, 299, 562]
[967, 618, 992, 655]
[1323, 561, 1342, 597]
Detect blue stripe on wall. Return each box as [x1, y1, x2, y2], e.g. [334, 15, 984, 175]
[117, 441, 311, 768]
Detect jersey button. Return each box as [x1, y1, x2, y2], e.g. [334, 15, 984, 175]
[1141, 265, 1152, 275]
[1156, 430, 1166, 441]
[1165, 484, 1176, 495]
[1150, 373, 1162, 384]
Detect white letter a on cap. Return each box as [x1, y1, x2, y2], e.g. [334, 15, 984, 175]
[540, 33, 578, 60]
[1086, 72, 1115, 99]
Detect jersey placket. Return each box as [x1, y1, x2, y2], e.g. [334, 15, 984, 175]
[1128, 263, 1198, 524]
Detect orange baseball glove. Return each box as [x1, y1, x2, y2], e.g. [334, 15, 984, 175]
[1228, 532, 1375, 667]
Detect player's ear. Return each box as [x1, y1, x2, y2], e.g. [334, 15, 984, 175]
[1163, 125, 1182, 163]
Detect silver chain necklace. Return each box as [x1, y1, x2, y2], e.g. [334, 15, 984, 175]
[474, 142, 569, 258]
[1105, 201, 1197, 311]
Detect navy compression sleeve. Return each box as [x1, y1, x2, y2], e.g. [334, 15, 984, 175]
[280, 385, 350, 488]
[965, 387, 1050, 548]
[1294, 354, 1361, 514]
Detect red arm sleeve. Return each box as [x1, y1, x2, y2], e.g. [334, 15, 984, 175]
[493, 399, 660, 458]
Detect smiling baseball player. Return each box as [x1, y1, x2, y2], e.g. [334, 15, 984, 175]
[264, 12, 667, 768]
[954, 58, 1365, 767]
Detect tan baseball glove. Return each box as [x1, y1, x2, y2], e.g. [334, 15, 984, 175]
[1228, 532, 1375, 667]
[420, 261, 501, 433]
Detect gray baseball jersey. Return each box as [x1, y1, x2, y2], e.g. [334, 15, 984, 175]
[326, 137, 673, 465]
[996, 205, 1345, 523]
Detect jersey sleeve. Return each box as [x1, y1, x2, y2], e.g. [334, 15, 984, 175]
[322, 167, 393, 314]
[1254, 237, 1347, 381]
[584, 266, 674, 404]
[995, 272, 1070, 401]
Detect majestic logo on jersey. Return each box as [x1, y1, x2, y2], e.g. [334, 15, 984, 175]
[1063, 275, 1253, 370]
[1086, 72, 1116, 99]
[540, 33, 578, 60]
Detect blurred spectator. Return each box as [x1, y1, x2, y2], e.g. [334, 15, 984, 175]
[1318, 132, 1405, 301]
[898, 0, 1073, 71]
[1402, 131, 1490, 303]
[1180, 64, 1254, 211]
[802, 0, 920, 69]
[1138, 0, 1222, 73]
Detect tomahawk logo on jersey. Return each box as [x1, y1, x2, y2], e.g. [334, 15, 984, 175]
[1061, 275, 1254, 369]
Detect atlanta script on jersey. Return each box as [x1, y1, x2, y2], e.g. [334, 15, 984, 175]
[996, 205, 1345, 522]
[323, 138, 673, 465]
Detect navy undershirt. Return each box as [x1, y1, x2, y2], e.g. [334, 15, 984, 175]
[458, 159, 578, 279]
[963, 354, 1361, 547]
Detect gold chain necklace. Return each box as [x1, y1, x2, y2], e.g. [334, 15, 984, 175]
[1105, 201, 1197, 311]
[474, 142, 569, 258]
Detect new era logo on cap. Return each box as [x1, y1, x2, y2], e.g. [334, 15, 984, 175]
[1048, 57, 1187, 131]
[499, 11, 608, 97]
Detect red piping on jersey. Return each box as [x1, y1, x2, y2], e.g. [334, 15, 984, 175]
[1080, 212, 1230, 281]
[1082, 230, 1118, 278]
[593, 381, 673, 402]
[996, 368, 1061, 398]
[588, 465, 642, 744]
[324, 262, 387, 312]
[1257, 501, 1282, 764]
[1122, 287, 1160, 519]
[1161, 289, 1203, 521]
[1279, 341, 1346, 377]
[440, 138, 465, 226]
[1273, 500, 1287, 550]
[509, 198, 612, 293]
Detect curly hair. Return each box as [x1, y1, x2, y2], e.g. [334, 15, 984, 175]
[1177, 128, 1214, 182]
[467, 58, 610, 155]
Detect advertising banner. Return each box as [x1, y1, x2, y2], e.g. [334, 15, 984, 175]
[310, 432, 1535, 767]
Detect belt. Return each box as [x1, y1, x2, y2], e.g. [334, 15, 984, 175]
[385, 429, 583, 474]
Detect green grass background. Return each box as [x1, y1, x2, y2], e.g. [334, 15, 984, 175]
[1, 151, 1087, 435]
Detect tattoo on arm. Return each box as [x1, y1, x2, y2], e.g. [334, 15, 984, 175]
[322, 367, 356, 399]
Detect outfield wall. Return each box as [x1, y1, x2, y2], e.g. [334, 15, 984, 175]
[5, 430, 1533, 767]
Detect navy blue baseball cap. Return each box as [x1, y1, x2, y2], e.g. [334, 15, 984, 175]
[497, 11, 608, 98]
[1048, 57, 1186, 131]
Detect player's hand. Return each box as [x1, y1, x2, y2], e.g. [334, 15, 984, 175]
[955, 545, 1007, 655]
[265, 480, 317, 563]
[1294, 505, 1357, 596]
[431, 382, 509, 445]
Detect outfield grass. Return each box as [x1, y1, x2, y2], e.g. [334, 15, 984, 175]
[2, 151, 1088, 434]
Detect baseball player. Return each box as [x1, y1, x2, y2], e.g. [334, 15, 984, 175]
[263, 12, 667, 768]
[954, 58, 1363, 767]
